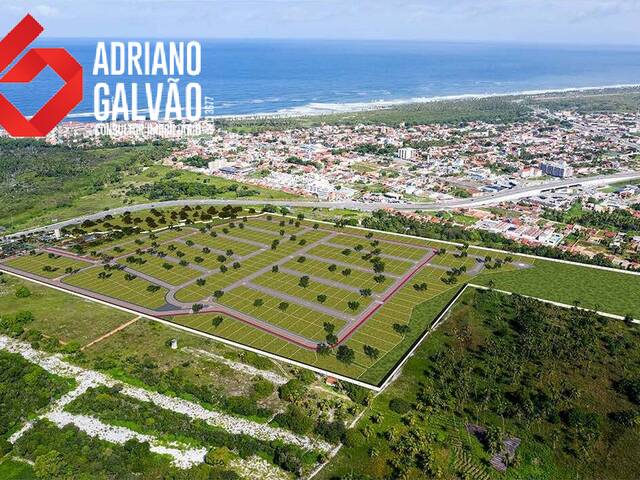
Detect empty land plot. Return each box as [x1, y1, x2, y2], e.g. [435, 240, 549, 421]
[157, 243, 226, 270]
[338, 226, 447, 250]
[153, 227, 196, 243]
[429, 253, 478, 271]
[4, 253, 92, 278]
[0, 275, 133, 345]
[251, 271, 372, 315]
[306, 244, 415, 275]
[186, 232, 260, 256]
[173, 241, 305, 303]
[468, 248, 533, 266]
[217, 226, 277, 246]
[474, 257, 640, 317]
[248, 217, 306, 234]
[93, 229, 192, 257]
[282, 257, 389, 293]
[218, 286, 347, 341]
[172, 230, 334, 303]
[117, 254, 201, 286]
[169, 312, 369, 378]
[329, 234, 429, 261]
[98, 241, 147, 258]
[344, 266, 455, 364]
[62, 267, 168, 309]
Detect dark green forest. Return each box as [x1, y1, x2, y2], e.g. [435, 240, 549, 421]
[0, 138, 171, 231]
[320, 289, 640, 480]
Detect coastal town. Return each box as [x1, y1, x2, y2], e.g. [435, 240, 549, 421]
[39, 106, 640, 270]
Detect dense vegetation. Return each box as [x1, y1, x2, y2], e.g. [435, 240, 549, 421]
[65, 385, 321, 476]
[81, 351, 273, 420]
[219, 96, 532, 132]
[320, 289, 640, 480]
[126, 180, 261, 200]
[543, 202, 640, 232]
[0, 296, 81, 354]
[0, 138, 171, 231]
[362, 210, 624, 269]
[0, 351, 73, 440]
[13, 421, 238, 480]
[219, 87, 640, 133]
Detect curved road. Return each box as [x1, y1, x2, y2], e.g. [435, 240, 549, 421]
[4, 170, 640, 240]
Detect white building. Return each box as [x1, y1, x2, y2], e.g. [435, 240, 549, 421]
[540, 161, 574, 178]
[397, 147, 418, 161]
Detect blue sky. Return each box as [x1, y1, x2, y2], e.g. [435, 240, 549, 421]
[0, 0, 639, 45]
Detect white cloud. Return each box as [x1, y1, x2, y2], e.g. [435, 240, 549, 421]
[32, 4, 61, 17]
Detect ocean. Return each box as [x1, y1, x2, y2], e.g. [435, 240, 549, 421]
[2, 39, 640, 120]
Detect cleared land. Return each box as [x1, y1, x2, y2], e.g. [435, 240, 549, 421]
[2, 210, 639, 387]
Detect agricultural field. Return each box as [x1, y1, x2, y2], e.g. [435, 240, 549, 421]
[2, 205, 640, 388]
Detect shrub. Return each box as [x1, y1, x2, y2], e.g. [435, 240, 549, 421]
[212, 316, 224, 327]
[252, 378, 274, 400]
[15, 286, 31, 298]
[389, 398, 411, 414]
[336, 345, 355, 364]
[315, 420, 346, 444]
[274, 405, 314, 435]
[278, 379, 307, 402]
[295, 369, 316, 384]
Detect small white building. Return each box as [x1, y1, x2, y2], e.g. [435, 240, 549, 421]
[397, 147, 418, 161]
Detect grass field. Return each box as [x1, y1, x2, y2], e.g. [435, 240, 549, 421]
[63, 267, 169, 309]
[4, 253, 92, 279]
[475, 256, 640, 317]
[251, 270, 372, 315]
[0, 459, 36, 480]
[3, 212, 640, 386]
[281, 257, 389, 293]
[0, 275, 133, 345]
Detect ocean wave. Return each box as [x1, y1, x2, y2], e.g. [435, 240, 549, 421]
[218, 83, 640, 119]
[62, 82, 640, 122]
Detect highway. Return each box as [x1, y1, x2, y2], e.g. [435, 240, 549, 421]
[4, 170, 640, 240]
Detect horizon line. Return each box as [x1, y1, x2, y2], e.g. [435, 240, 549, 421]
[32, 36, 640, 49]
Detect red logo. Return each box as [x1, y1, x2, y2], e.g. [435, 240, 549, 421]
[0, 15, 82, 137]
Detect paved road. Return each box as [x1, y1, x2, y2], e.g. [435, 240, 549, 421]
[4, 171, 640, 241]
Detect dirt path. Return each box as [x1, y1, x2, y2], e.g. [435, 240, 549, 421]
[81, 316, 139, 351]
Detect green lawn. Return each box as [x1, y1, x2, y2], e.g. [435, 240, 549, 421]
[251, 270, 372, 315]
[4, 253, 92, 279]
[62, 267, 168, 309]
[475, 257, 640, 317]
[0, 276, 132, 345]
[281, 257, 389, 293]
[219, 285, 347, 341]
[306, 243, 415, 275]
[0, 459, 36, 480]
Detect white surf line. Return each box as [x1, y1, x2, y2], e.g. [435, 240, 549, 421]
[0, 335, 332, 453]
[183, 347, 290, 385]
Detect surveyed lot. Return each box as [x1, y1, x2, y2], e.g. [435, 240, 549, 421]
[2, 212, 640, 387]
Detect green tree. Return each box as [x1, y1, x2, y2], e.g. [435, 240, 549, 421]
[336, 345, 355, 364]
